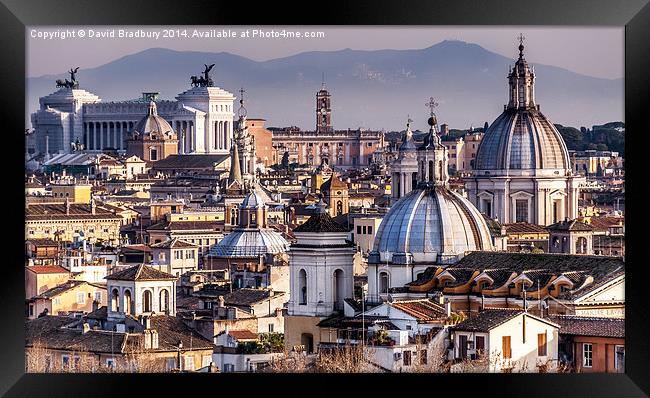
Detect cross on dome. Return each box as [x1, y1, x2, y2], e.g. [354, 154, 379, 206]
[425, 97, 439, 116]
[517, 33, 526, 58]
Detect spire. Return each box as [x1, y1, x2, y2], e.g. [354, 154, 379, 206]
[228, 140, 242, 184]
[425, 97, 441, 147]
[321, 72, 326, 90]
[238, 87, 247, 118]
[507, 33, 536, 110]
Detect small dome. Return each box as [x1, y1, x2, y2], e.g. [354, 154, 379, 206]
[474, 108, 570, 171]
[241, 189, 266, 209]
[372, 186, 493, 264]
[132, 101, 174, 138]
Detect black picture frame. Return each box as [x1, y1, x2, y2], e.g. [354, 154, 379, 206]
[1, 0, 648, 396]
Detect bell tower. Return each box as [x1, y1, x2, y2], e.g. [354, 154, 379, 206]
[315, 75, 332, 134]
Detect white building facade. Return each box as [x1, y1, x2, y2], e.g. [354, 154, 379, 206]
[30, 80, 235, 157]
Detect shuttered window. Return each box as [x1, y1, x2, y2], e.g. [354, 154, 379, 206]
[502, 336, 512, 359]
[538, 332, 547, 356]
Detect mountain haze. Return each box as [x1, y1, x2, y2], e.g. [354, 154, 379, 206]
[26, 40, 623, 131]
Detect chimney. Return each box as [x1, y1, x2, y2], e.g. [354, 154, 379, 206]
[65, 198, 71, 215]
[143, 329, 152, 349]
[82, 322, 90, 334]
[217, 295, 225, 308]
[268, 287, 274, 297]
[150, 329, 159, 349]
[91, 198, 96, 215]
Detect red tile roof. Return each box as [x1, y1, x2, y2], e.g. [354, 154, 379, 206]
[227, 330, 259, 341]
[504, 222, 548, 234]
[26, 265, 70, 274]
[390, 299, 447, 322]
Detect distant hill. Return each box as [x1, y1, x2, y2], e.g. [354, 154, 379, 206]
[27, 40, 623, 131]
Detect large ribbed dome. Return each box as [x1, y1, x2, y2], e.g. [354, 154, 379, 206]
[474, 108, 571, 170]
[475, 40, 571, 172]
[133, 101, 174, 138]
[373, 186, 493, 264]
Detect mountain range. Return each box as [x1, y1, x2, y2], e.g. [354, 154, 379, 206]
[26, 40, 623, 131]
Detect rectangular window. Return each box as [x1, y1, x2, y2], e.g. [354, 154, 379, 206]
[538, 332, 547, 356]
[269, 324, 274, 333]
[175, 250, 182, 260]
[482, 199, 492, 218]
[420, 350, 428, 365]
[502, 336, 512, 359]
[94, 292, 102, 303]
[224, 363, 235, 373]
[367, 226, 373, 235]
[475, 336, 485, 354]
[77, 292, 86, 305]
[583, 343, 593, 368]
[403, 351, 412, 366]
[183, 355, 195, 371]
[62, 355, 70, 369]
[106, 358, 115, 369]
[165, 358, 176, 371]
[362, 226, 367, 234]
[202, 355, 212, 368]
[515, 199, 528, 223]
[357, 225, 362, 234]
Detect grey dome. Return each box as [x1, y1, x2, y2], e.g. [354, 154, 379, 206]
[208, 229, 289, 257]
[474, 108, 570, 171]
[133, 101, 174, 137]
[373, 186, 493, 264]
[241, 189, 266, 209]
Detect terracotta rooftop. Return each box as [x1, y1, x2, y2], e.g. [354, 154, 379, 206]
[226, 330, 259, 341]
[504, 222, 549, 234]
[390, 299, 447, 322]
[294, 212, 348, 233]
[25, 203, 122, 220]
[549, 315, 624, 338]
[149, 238, 198, 249]
[453, 309, 525, 332]
[105, 264, 177, 281]
[26, 265, 70, 274]
[547, 219, 593, 232]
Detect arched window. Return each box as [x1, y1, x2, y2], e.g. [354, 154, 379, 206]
[336, 201, 343, 216]
[379, 272, 389, 294]
[111, 289, 119, 312]
[298, 269, 307, 305]
[428, 161, 434, 182]
[230, 208, 237, 225]
[160, 289, 169, 313]
[124, 289, 132, 315]
[411, 173, 417, 190]
[143, 290, 152, 313]
[576, 237, 588, 254]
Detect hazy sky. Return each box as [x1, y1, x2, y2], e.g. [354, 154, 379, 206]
[26, 26, 623, 79]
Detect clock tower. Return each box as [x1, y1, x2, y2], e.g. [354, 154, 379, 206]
[315, 77, 332, 134]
